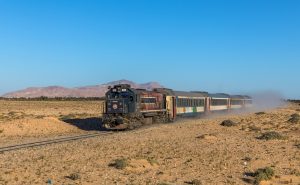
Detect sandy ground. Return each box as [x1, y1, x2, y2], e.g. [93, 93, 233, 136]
[0, 100, 103, 145]
[0, 100, 300, 185]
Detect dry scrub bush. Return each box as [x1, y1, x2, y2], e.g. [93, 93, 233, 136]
[66, 173, 81, 180]
[288, 113, 300, 123]
[254, 167, 275, 184]
[186, 179, 202, 185]
[258, 131, 287, 140]
[255, 112, 266, 115]
[221, 120, 238, 127]
[109, 158, 128, 169]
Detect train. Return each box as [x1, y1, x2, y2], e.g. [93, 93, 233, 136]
[102, 84, 252, 129]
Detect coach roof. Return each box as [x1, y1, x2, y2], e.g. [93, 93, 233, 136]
[209, 93, 231, 98]
[174, 91, 208, 97]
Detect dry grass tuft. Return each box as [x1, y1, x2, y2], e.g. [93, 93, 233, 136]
[255, 112, 266, 115]
[220, 120, 238, 127]
[291, 113, 300, 118]
[185, 179, 202, 185]
[253, 167, 275, 184]
[295, 143, 300, 149]
[65, 173, 81, 180]
[288, 113, 300, 123]
[257, 131, 287, 140]
[248, 125, 262, 132]
[109, 158, 128, 170]
[146, 157, 158, 165]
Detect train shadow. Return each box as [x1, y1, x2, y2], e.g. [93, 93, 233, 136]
[62, 117, 108, 131]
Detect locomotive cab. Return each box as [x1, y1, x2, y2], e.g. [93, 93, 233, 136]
[106, 84, 136, 114]
[103, 84, 170, 129]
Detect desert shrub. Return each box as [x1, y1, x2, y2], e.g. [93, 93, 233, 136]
[109, 158, 128, 169]
[65, 173, 81, 180]
[254, 167, 275, 184]
[288, 117, 300, 123]
[295, 143, 300, 149]
[288, 114, 300, 123]
[147, 157, 158, 165]
[257, 131, 287, 140]
[290, 169, 300, 176]
[291, 113, 300, 118]
[243, 157, 252, 162]
[186, 179, 202, 185]
[0, 129, 3, 134]
[255, 112, 266, 115]
[220, 120, 238, 127]
[35, 115, 45, 119]
[249, 125, 261, 132]
[296, 109, 300, 112]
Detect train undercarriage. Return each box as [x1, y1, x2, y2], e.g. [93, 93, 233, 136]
[102, 111, 170, 130]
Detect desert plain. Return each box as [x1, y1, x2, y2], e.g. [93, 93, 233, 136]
[0, 100, 299, 185]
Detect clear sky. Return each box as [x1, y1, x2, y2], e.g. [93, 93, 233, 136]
[0, 0, 299, 98]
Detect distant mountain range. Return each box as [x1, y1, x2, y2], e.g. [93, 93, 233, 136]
[2, 80, 163, 98]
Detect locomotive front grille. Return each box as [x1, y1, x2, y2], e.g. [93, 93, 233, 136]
[107, 100, 125, 113]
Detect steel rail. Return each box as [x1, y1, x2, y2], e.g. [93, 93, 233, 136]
[0, 132, 113, 153]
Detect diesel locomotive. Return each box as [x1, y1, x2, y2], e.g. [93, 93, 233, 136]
[102, 84, 252, 129]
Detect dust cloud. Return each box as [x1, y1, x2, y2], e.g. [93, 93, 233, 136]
[250, 91, 286, 111]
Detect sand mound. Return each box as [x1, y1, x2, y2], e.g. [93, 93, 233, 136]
[0, 117, 81, 137]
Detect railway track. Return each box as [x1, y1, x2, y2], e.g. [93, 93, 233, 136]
[0, 132, 113, 153]
[0, 121, 170, 153]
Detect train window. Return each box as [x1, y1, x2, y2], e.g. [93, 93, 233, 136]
[176, 98, 205, 107]
[177, 99, 180, 107]
[141, 98, 156, 104]
[196, 99, 204, 107]
[245, 100, 252, 104]
[231, 100, 242, 105]
[211, 99, 228, 106]
[177, 98, 189, 107]
[178, 99, 182, 107]
[130, 96, 134, 102]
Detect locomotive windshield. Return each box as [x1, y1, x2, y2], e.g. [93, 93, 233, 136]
[108, 92, 129, 99]
[107, 88, 134, 102]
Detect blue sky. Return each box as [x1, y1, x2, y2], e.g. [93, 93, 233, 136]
[0, 0, 299, 98]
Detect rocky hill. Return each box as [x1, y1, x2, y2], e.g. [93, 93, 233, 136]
[2, 80, 163, 98]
